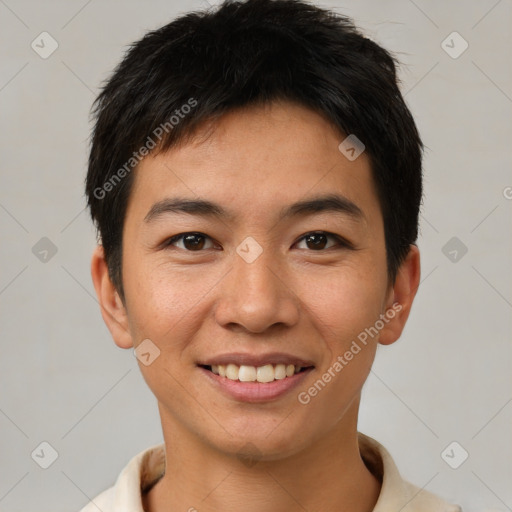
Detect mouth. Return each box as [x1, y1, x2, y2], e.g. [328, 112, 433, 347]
[199, 363, 314, 384]
[196, 352, 316, 402]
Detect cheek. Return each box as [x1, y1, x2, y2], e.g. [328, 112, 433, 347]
[295, 265, 386, 348]
[122, 256, 220, 401]
[294, 271, 382, 418]
[122, 253, 222, 346]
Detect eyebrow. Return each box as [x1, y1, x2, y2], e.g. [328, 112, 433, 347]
[143, 193, 365, 224]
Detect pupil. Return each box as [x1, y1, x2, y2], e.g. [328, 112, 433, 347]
[185, 234, 204, 250]
[306, 233, 326, 250]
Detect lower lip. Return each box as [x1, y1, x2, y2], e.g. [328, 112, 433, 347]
[198, 366, 314, 403]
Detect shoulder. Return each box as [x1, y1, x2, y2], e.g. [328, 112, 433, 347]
[358, 432, 463, 512]
[78, 486, 115, 512]
[400, 479, 462, 512]
[76, 442, 165, 512]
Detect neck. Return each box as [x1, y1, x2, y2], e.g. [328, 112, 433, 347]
[143, 403, 381, 512]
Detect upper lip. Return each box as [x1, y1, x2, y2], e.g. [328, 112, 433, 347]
[198, 352, 315, 368]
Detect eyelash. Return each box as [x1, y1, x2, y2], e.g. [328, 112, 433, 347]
[162, 231, 354, 252]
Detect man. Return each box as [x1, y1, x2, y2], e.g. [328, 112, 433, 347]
[82, 0, 462, 510]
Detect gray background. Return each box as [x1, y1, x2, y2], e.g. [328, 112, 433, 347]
[0, 0, 511, 511]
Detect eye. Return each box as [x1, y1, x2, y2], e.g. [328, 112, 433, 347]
[164, 232, 217, 251]
[294, 231, 352, 251]
[162, 231, 352, 252]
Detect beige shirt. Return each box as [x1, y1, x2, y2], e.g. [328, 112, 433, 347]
[79, 433, 462, 512]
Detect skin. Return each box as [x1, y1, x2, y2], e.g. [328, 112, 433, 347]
[91, 100, 420, 512]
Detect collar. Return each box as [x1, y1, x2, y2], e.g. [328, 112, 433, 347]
[101, 433, 461, 512]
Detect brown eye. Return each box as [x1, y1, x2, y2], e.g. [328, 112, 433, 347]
[295, 231, 351, 251]
[165, 232, 215, 251]
[304, 233, 329, 250]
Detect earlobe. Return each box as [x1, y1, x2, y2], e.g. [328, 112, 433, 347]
[378, 244, 421, 346]
[90, 245, 134, 349]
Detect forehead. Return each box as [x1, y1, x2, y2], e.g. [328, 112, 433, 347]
[125, 101, 381, 229]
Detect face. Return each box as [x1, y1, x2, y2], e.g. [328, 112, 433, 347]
[93, 100, 418, 460]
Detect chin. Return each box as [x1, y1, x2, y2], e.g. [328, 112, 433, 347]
[204, 420, 316, 462]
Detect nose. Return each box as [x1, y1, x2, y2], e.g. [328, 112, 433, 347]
[214, 246, 300, 334]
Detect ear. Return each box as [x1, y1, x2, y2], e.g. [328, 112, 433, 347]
[90, 245, 134, 349]
[378, 244, 421, 346]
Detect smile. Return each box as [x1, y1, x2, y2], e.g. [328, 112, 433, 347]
[201, 363, 312, 383]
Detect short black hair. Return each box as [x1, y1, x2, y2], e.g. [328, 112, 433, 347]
[85, 0, 423, 304]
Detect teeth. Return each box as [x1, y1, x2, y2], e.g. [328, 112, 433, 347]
[226, 363, 239, 380]
[256, 364, 274, 383]
[274, 364, 286, 380]
[239, 365, 257, 382]
[210, 363, 307, 383]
